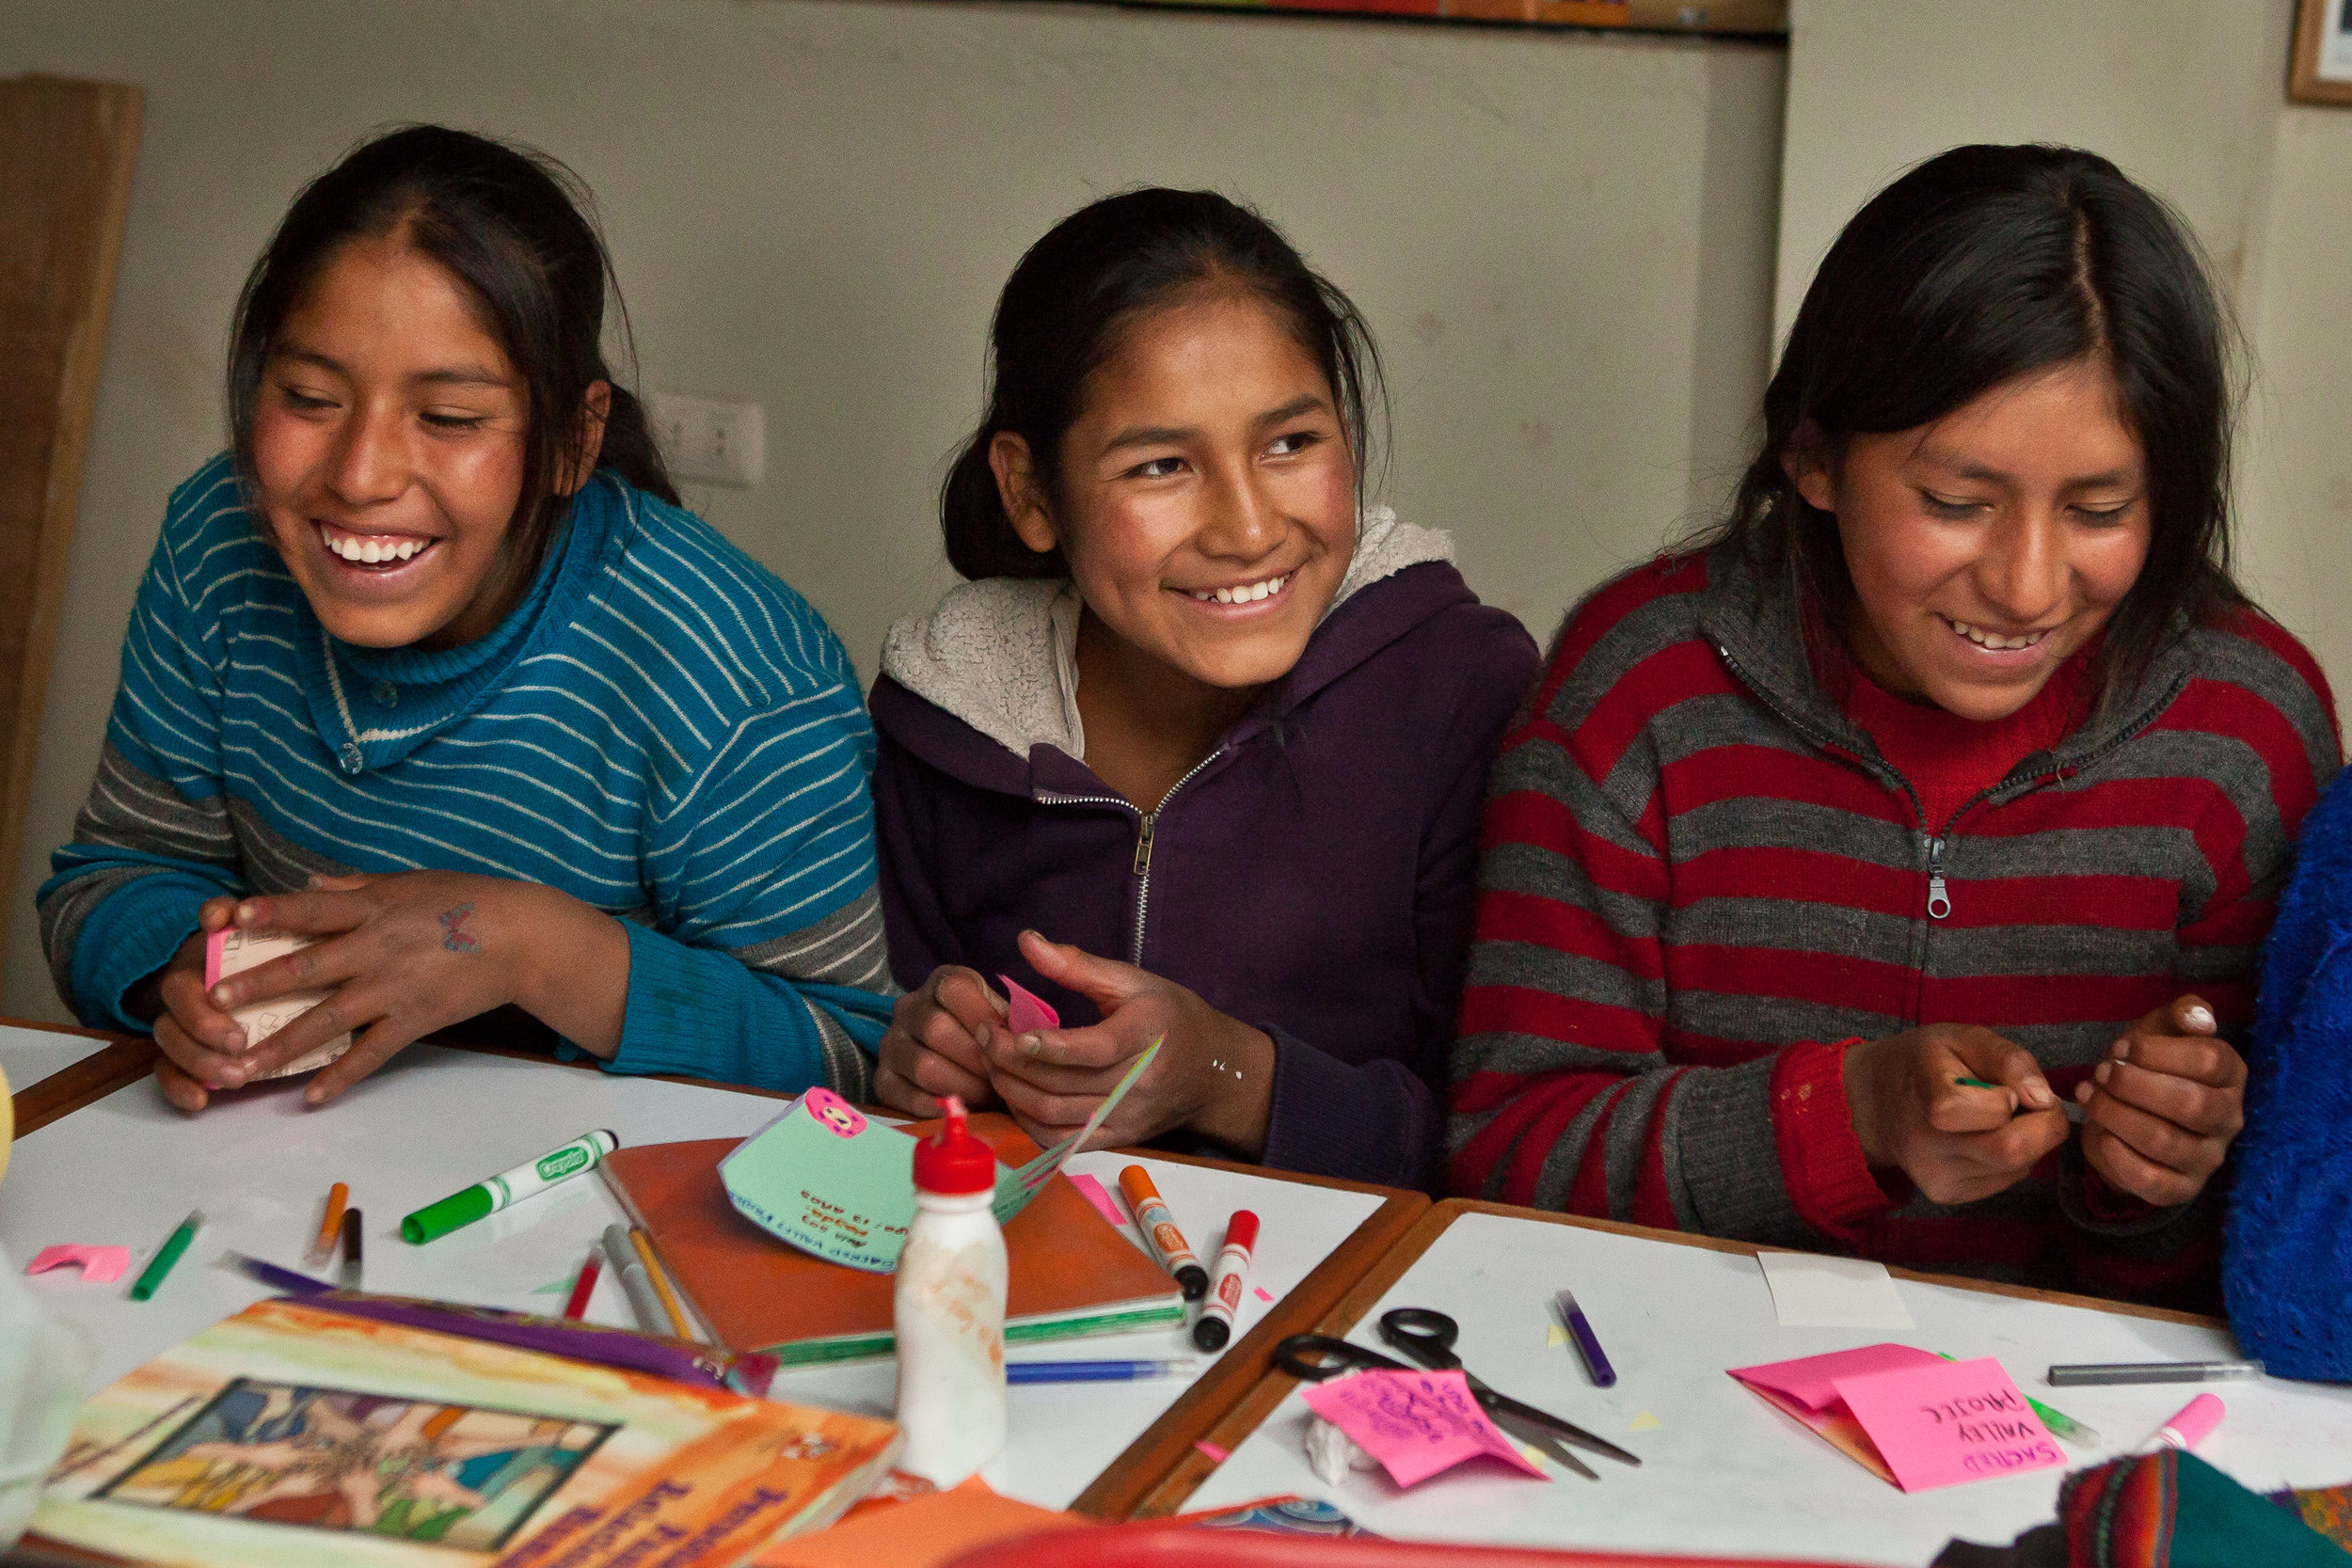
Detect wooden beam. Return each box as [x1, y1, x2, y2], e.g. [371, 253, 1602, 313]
[0, 75, 144, 978]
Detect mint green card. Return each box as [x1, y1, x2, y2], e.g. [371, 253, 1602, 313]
[719, 1042, 1161, 1274]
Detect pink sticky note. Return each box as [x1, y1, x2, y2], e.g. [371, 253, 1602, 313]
[1830, 1356, 2061, 1494]
[1728, 1342, 1943, 1414]
[1070, 1172, 1127, 1229]
[1001, 974, 1060, 1035]
[1302, 1370, 1546, 1488]
[1254, 1286, 1276, 1304]
[27, 1244, 133, 1285]
[1194, 1441, 1231, 1463]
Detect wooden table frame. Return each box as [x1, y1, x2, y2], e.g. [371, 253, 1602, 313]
[2, 1019, 1428, 1524]
[1129, 1196, 2225, 1517]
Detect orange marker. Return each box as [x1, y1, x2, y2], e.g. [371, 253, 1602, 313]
[1119, 1165, 1207, 1299]
[309, 1182, 349, 1267]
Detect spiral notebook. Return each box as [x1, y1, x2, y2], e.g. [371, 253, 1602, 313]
[600, 1113, 1186, 1367]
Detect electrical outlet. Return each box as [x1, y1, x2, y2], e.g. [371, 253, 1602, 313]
[646, 389, 765, 488]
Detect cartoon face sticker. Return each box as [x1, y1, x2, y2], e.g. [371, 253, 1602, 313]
[803, 1087, 866, 1139]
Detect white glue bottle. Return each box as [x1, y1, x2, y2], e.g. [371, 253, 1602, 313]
[893, 1096, 1008, 1486]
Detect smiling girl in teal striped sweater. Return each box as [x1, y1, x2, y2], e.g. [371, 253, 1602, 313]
[40, 126, 892, 1111]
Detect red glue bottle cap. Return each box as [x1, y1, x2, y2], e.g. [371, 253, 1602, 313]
[914, 1096, 997, 1195]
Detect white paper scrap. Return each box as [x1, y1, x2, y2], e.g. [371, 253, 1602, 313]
[1756, 1249, 1915, 1328]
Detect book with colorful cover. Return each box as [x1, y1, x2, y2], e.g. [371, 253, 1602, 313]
[600, 1113, 1186, 1367]
[32, 1297, 899, 1568]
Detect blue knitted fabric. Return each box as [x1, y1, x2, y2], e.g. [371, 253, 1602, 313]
[38, 454, 893, 1096]
[2226, 763, 2352, 1381]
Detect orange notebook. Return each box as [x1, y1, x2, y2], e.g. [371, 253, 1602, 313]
[601, 1114, 1186, 1366]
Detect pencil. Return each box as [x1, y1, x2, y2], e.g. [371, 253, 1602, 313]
[628, 1227, 693, 1340]
[310, 1182, 350, 1266]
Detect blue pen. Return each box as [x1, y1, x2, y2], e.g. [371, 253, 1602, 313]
[1553, 1289, 1617, 1387]
[1007, 1358, 1197, 1385]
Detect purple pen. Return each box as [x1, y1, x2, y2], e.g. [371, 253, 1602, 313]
[1553, 1289, 1617, 1387]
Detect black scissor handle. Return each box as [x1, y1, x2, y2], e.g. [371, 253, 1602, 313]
[1377, 1307, 1464, 1371]
[1274, 1334, 1408, 1383]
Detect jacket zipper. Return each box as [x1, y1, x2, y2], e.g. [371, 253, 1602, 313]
[1037, 749, 1223, 967]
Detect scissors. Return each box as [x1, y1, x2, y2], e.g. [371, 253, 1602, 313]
[1276, 1308, 1638, 1480]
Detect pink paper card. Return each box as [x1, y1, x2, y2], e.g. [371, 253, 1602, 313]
[1830, 1356, 2061, 1494]
[26, 1244, 132, 1285]
[201, 926, 354, 1079]
[1729, 1343, 1942, 1414]
[1069, 1172, 1127, 1230]
[1302, 1370, 1547, 1489]
[1001, 974, 1060, 1035]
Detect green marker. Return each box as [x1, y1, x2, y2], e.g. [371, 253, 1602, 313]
[1955, 1077, 2001, 1090]
[403, 1130, 618, 1244]
[131, 1210, 203, 1301]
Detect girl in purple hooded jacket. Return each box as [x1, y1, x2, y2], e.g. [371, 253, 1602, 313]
[869, 190, 1536, 1190]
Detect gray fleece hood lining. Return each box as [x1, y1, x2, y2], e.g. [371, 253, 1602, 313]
[880, 507, 1455, 759]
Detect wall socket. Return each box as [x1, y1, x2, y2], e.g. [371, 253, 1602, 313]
[646, 389, 765, 488]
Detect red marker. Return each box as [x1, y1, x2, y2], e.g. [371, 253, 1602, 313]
[1192, 1211, 1260, 1352]
[563, 1250, 602, 1321]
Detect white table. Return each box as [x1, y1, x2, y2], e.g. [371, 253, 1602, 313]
[0, 1038, 1419, 1513]
[1177, 1200, 2352, 1566]
[0, 1020, 110, 1101]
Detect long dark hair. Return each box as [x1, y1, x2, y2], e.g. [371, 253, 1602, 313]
[228, 124, 677, 558]
[1702, 143, 2249, 703]
[941, 188, 1385, 580]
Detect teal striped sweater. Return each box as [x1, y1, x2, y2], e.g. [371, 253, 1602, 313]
[39, 454, 893, 1095]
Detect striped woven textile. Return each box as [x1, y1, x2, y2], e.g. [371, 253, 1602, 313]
[40, 454, 892, 1096]
[1450, 546, 2338, 1295]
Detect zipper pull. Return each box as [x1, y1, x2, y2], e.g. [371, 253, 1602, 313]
[1926, 835, 1950, 920]
[1133, 813, 1156, 879]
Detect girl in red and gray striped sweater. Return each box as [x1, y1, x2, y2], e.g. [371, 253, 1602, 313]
[1450, 145, 2339, 1304]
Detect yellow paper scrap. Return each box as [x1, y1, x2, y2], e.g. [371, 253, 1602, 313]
[1546, 1323, 1568, 1348]
[1629, 1410, 1662, 1432]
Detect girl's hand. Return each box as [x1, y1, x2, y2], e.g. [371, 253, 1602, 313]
[978, 929, 1276, 1157]
[189, 870, 625, 1107]
[2075, 994, 2244, 1207]
[874, 966, 1006, 1117]
[140, 896, 251, 1113]
[1843, 1024, 2072, 1205]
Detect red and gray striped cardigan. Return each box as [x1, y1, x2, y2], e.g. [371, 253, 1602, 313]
[1449, 546, 2339, 1299]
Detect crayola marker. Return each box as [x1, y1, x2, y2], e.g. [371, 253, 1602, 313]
[402, 1130, 619, 1243]
[1192, 1210, 1260, 1351]
[1119, 1165, 1208, 1299]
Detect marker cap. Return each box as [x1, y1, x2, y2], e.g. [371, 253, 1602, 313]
[401, 1185, 493, 1245]
[2159, 1392, 2226, 1450]
[1193, 1314, 1231, 1352]
[1223, 1211, 1260, 1252]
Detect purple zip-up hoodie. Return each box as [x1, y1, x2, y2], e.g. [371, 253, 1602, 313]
[869, 512, 1538, 1191]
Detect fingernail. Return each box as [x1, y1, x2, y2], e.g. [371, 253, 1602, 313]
[2185, 1005, 2215, 1032]
[2075, 1081, 2092, 1101]
[218, 1067, 245, 1089]
[1020, 1034, 1042, 1057]
[2094, 1061, 2111, 1085]
[236, 901, 258, 923]
[225, 1028, 246, 1053]
[2112, 1039, 2130, 1063]
[2026, 1078, 2052, 1106]
[211, 985, 233, 1008]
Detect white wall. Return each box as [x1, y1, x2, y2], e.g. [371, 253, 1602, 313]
[0, 0, 1788, 1022]
[1773, 0, 2352, 696]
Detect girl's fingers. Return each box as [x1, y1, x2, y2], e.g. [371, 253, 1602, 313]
[2082, 1087, 2220, 1178]
[153, 1054, 210, 1113]
[2112, 1031, 2246, 1089]
[2094, 1057, 2243, 1137]
[906, 1041, 993, 1105]
[2083, 1122, 2200, 1208]
[209, 931, 368, 1010]
[1016, 928, 1151, 1010]
[931, 968, 1008, 1034]
[241, 990, 374, 1081]
[983, 1029, 1142, 1096]
[997, 1021, 1141, 1074]
[198, 895, 240, 931]
[153, 1013, 255, 1090]
[231, 889, 372, 936]
[303, 1016, 416, 1105]
[874, 1068, 945, 1119]
[988, 1071, 1111, 1131]
[159, 972, 246, 1053]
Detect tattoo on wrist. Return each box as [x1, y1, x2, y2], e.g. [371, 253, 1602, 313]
[437, 902, 481, 954]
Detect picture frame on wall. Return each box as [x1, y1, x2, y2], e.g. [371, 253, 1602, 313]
[2291, 0, 2352, 104]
